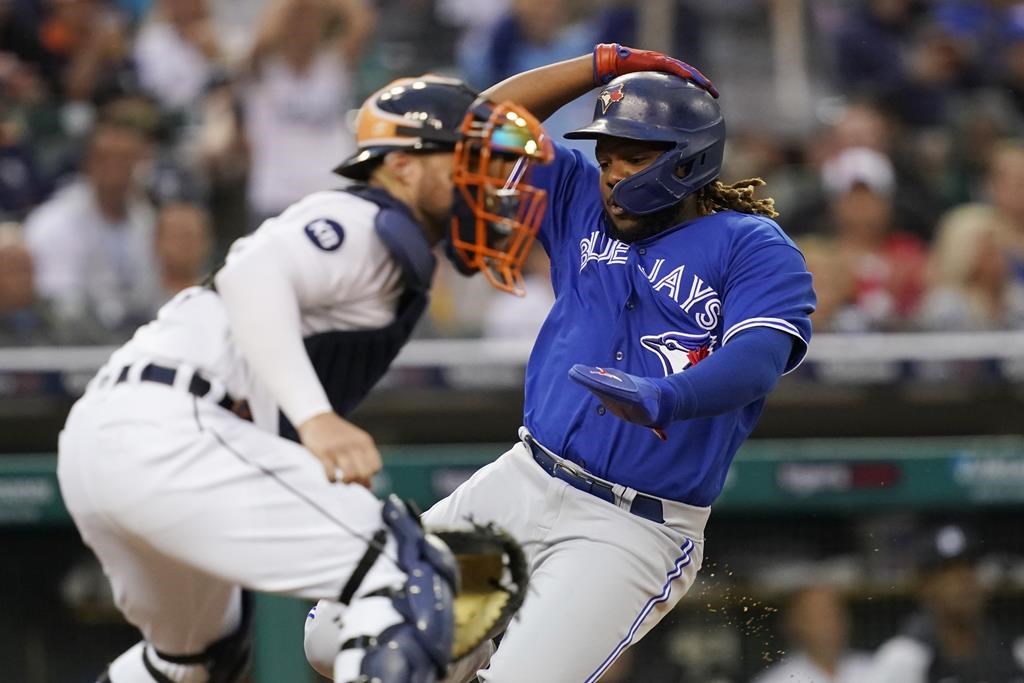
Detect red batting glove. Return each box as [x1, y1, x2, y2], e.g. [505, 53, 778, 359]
[592, 43, 719, 98]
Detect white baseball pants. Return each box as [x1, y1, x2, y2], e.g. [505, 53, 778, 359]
[57, 379, 405, 675]
[423, 437, 709, 683]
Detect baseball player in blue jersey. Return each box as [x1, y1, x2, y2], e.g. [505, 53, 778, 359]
[424, 46, 815, 682]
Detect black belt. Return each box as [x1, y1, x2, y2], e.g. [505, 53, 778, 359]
[115, 363, 237, 412]
[524, 435, 665, 524]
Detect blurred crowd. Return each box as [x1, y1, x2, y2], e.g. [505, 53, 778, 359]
[601, 522, 1024, 683]
[3, 0, 1024, 346]
[745, 524, 1024, 683]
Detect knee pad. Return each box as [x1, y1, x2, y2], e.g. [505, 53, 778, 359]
[338, 495, 458, 682]
[304, 599, 346, 678]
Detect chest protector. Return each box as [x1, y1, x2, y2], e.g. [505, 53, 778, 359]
[279, 186, 436, 441]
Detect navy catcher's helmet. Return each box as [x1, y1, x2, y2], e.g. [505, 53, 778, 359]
[565, 71, 726, 216]
[334, 75, 480, 180]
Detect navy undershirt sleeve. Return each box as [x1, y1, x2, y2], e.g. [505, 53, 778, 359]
[655, 327, 795, 423]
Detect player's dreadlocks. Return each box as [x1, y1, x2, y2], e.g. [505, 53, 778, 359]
[696, 178, 779, 219]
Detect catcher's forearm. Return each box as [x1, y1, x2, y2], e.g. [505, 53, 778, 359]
[482, 55, 594, 122]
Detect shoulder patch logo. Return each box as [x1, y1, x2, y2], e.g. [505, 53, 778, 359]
[304, 218, 345, 251]
[598, 83, 625, 114]
[640, 330, 716, 376]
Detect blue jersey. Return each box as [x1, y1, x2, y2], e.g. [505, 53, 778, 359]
[523, 145, 815, 506]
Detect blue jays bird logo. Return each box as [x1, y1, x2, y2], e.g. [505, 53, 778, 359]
[598, 84, 625, 114]
[640, 331, 715, 376]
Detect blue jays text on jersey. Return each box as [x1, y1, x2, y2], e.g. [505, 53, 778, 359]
[523, 144, 815, 506]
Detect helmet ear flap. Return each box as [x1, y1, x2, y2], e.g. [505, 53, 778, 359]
[609, 147, 685, 216]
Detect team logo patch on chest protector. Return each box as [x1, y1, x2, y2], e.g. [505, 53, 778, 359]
[640, 330, 716, 376]
[304, 218, 345, 251]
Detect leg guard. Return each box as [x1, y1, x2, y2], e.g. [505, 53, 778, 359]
[337, 495, 458, 683]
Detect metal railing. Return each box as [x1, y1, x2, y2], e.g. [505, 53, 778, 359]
[1, 331, 1023, 372]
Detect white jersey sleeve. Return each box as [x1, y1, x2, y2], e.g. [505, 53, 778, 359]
[215, 191, 403, 428]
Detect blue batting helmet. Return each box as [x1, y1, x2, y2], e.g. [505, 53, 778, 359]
[565, 71, 726, 216]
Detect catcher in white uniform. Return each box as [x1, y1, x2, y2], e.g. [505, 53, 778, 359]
[57, 75, 550, 683]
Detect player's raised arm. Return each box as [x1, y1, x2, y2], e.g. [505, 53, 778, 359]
[482, 55, 593, 123]
[331, 0, 376, 65]
[483, 44, 719, 122]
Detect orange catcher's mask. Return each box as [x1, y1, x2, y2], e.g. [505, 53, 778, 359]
[448, 99, 554, 296]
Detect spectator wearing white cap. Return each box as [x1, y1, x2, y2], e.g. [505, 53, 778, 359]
[867, 524, 1024, 683]
[787, 100, 942, 239]
[822, 145, 897, 198]
[827, 146, 928, 329]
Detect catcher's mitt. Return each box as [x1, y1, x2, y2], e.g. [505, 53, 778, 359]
[432, 524, 529, 660]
